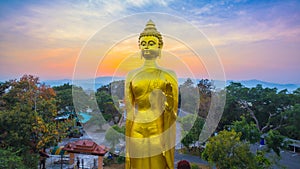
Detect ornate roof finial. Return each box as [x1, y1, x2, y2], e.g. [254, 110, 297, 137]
[139, 19, 163, 48]
[144, 19, 155, 31]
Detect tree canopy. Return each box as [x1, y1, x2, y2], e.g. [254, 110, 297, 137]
[0, 75, 67, 168]
[221, 82, 299, 139]
[202, 130, 271, 169]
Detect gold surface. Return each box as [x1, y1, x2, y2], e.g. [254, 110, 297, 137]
[125, 20, 178, 169]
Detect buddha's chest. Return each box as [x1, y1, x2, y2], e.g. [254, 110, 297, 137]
[131, 70, 167, 97]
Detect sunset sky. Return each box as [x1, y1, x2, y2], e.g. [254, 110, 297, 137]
[0, 0, 300, 84]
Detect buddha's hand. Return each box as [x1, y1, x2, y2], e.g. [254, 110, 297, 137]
[164, 82, 174, 111]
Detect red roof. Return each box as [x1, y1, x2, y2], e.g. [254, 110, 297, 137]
[62, 139, 108, 156]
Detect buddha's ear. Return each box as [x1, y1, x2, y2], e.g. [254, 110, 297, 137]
[139, 47, 142, 60]
[158, 48, 162, 59]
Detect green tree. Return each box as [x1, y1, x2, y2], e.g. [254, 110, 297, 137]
[110, 80, 125, 100]
[96, 88, 112, 110]
[105, 125, 125, 152]
[96, 86, 121, 124]
[219, 82, 248, 129]
[179, 114, 204, 149]
[238, 86, 295, 156]
[279, 103, 300, 140]
[0, 75, 63, 168]
[230, 116, 260, 143]
[197, 79, 214, 118]
[236, 85, 293, 133]
[178, 113, 197, 131]
[87, 111, 106, 130]
[0, 148, 27, 169]
[72, 85, 94, 112]
[292, 88, 300, 105]
[220, 83, 298, 155]
[179, 78, 199, 114]
[202, 130, 271, 169]
[254, 150, 272, 169]
[53, 83, 74, 112]
[181, 131, 194, 150]
[265, 130, 288, 156]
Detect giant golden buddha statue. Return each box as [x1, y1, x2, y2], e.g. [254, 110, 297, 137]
[125, 20, 178, 169]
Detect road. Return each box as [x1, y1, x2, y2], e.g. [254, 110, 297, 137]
[250, 144, 300, 169]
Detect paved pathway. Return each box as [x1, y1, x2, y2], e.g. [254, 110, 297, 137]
[174, 150, 210, 168]
[251, 144, 300, 169]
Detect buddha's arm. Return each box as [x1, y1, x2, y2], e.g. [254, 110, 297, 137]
[163, 72, 178, 169]
[125, 73, 135, 169]
[125, 79, 134, 137]
[165, 72, 178, 118]
[126, 71, 137, 127]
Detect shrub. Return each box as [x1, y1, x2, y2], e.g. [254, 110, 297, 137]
[191, 163, 200, 169]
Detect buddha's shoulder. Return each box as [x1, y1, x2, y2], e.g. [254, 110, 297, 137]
[161, 69, 176, 78]
[125, 68, 142, 81]
[159, 68, 177, 81]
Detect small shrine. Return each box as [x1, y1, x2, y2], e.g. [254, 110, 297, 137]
[63, 139, 108, 169]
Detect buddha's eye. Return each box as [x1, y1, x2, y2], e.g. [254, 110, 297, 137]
[141, 41, 146, 46]
[149, 41, 156, 46]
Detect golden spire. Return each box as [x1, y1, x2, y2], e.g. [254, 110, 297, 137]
[144, 19, 156, 32]
[139, 20, 163, 48]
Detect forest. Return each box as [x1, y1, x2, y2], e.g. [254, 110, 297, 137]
[0, 75, 299, 168]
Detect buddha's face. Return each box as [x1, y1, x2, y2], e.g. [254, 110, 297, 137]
[139, 36, 160, 59]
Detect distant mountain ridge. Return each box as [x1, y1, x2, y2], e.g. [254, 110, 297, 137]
[44, 76, 124, 91]
[226, 79, 300, 92]
[43, 77, 300, 92]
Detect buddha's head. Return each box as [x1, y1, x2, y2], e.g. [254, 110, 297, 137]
[139, 20, 163, 59]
